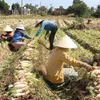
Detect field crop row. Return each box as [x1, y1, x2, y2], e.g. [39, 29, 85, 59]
[0, 18, 76, 32]
[66, 30, 100, 54]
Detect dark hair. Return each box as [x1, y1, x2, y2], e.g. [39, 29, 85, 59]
[35, 20, 44, 28]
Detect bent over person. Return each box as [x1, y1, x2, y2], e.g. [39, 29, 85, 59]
[35, 20, 58, 50]
[44, 35, 92, 89]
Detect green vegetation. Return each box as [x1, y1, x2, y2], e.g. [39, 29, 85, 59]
[0, 0, 100, 18]
[12, 3, 21, 14]
[66, 30, 100, 54]
[93, 5, 100, 18]
[0, 0, 9, 14]
[67, 0, 90, 17]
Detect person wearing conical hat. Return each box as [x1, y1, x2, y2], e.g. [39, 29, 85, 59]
[0, 25, 14, 42]
[11, 24, 31, 51]
[44, 35, 92, 89]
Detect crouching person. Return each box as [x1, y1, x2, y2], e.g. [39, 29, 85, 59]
[44, 35, 92, 90]
[11, 24, 31, 51]
[1, 25, 14, 42]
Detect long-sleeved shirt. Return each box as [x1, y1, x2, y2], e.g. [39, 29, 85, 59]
[45, 47, 92, 83]
[35, 20, 57, 36]
[12, 30, 31, 42]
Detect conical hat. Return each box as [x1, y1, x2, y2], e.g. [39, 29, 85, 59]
[4, 25, 13, 32]
[54, 35, 77, 48]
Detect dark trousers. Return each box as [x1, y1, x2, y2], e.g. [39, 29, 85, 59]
[44, 78, 63, 90]
[49, 26, 58, 50]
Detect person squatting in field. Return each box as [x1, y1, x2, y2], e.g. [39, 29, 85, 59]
[11, 24, 31, 50]
[35, 20, 58, 50]
[0, 25, 14, 42]
[43, 35, 93, 90]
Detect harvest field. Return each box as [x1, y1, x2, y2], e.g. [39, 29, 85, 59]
[0, 15, 100, 100]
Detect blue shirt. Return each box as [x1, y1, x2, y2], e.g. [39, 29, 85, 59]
[35, 20, 57, 36]
[12, 30, 30, 42]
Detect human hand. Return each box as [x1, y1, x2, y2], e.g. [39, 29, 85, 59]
[82, 63, 92, 72]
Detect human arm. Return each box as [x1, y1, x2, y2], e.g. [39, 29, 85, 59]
[23, 34, 31, 39]
[35, 24, 45, 37]
[1, 34, 6, 36]
[0, 34, 8, 41]
[62, 52, 92, 71]
[1, 33, 8, 37]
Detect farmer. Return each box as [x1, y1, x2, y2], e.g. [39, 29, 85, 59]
[35, 20, 58, 50]
[44, 35, 92, 90]
[87, 19, 91, 24]
[11, 24, 31, 50]
[0, 25, 14, 42]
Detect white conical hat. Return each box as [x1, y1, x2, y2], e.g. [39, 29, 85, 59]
[54, 35, 77, 48]
[16, 24, 25, 30]
[4, 25, 13, 32]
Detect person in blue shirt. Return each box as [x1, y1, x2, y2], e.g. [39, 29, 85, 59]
[11, 24, 31, 50]
[35, 20, 58, 50]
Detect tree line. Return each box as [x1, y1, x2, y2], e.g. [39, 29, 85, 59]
[0, 0, 100, 18]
